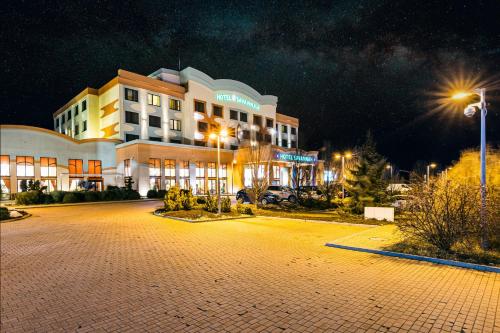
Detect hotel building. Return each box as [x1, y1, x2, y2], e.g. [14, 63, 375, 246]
[1, 67, 322, 197]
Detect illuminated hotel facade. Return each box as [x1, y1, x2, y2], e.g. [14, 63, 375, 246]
[1, 67, 322, 197]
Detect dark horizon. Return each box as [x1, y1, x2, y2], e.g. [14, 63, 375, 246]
[2, 0, 499, 170]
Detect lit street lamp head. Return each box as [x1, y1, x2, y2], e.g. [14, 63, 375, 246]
[451, 91, 472, 100]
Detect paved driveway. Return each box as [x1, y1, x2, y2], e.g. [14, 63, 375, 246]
[1, 201, 498, 332]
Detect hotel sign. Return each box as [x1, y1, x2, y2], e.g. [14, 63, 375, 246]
[275, 153, 317, 163]
[215, 93, 260, 110]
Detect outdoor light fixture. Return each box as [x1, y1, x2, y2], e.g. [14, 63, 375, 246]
[450, 87, 489, 249]
[334, 152, 353, 199]
[208, 128, 229, 216]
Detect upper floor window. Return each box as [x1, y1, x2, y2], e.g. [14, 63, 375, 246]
[170, 119, 181, 131]
[179, 161, 189, 178]
[126, 134, 139, 142]
[82, 120, 87, 132]
[0, 155, 10, 176]
[124, 159, 131, 177]
[82, 100, 87, 111]
[75, 124, 80, 135]
[16, 156, 34, 177]
[196, 162, 205, 177]
[40, 157, 57, 177]
[213, 105, 223, 117]
[67, 110, 72, 120]
[253, 115, 262, 126]
[266, 118, 274, 128]
[169, 99, 181, 111]
[55, 118, 60, 128]
[68, 159, 83, 175]
[149, 136, 162, 142]
[291, 127, 297, 135]
[239, 112, 248, 122]
[88, 160, 102, 175]
[125, 111, 139, 124]
[207, 162, 216, 178]
[149, 115, 161, 128]
[61, 114, 65, 124]
[194, 100, 206, 113]
[75, 105, 79, 115]
[198, 122, 208, 133]
[230, 110, 238, 120]
[281, 125, 288, 133]
[125, 88, 139, 102]
[291, 141, 297, 148]
[148, 158, 161, 177]
[147, 93, 161, 106]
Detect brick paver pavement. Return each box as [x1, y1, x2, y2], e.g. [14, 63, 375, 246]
[1, 201, 498, 332]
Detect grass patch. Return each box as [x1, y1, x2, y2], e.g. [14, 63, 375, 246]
[155, 208, 249, 221]
[385, 240, 500, 266]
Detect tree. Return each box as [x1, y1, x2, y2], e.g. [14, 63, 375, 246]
[246, 141, 272, 207]
[345, 132, 388, 213]
[317, 142, 338, 207]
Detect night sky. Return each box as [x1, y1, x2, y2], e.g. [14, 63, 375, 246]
[2, 0, 499, 169]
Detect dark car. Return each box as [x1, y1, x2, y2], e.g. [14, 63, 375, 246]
[236, 189, 280, 205]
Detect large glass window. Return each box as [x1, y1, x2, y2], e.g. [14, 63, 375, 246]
[88, 160, 102, 175]
[125, 88, 139, 102]
[169, 99, 181, 111]
[208, 162, 217, 194]
[0, 155, 10, 176]
[16, 156, 34, 177]
[68, 159, 83, 175]
[179, 161, 190, 190]
[195, 162, 205, 195]
[125, 111, 139, 124]
[194, 100, 206, 113]
[147, 93, 161, 106]
[244, 165, 252, 187]
[219, 163, 227, 194]
[164, 159, 176, 189]
[149, 115, 161, 128]
[149, 158, 161, 190]
[40, 157, 57, 177]
[40, 179, 57, 192]
[272, 165, 280, 185]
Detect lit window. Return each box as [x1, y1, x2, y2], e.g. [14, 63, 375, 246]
[125, 88, 139, 102]
[40, 157, 57, 177]
[124, 159, 131, 177]
[149, 158, 161, 177]
[40, 179, 57, 192]
[273, 165, 280, 184]
[207, 162, 216, 178]
[147, 93, 161, 106]
[169, 99, 181, 111]
[218, 163, 227, 178]
[88, 160, 102, 175]
[195, 162, 205, 194]
[16, 156, 34, 177]
[179, 161, 190, 189]
[0, 155, 10, 176]
[195, 162, 205, 178]
[68, 159, 83, 175]
[164, 159, 175, 189]
[170, 119, 181, 131]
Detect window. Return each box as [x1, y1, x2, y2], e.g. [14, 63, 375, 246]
[40, 179, 57, 192]
[253, 115, 262, 126]
[126, 134, 139, 142]
[219, 163, 227, 194]
[75, 124, 80, 135]
[291, 141, 297, 148]
[207, 162, 217, 194]
[242, 130, 250, 140]
[88, 160, 102, 175]
[67, 110, 72, 120]
[282, 139, 288, 147]
[170, 139, 182, 144]
[61, 114, 65, 124]
[125, 111, 139, 124]
[149, 136, 162, 142]
[281, 125, 288, 133]
[55, 118, 59, 128]
[149, 158, 161, 190]
[68, 159, 83, 175]
[230, 145, 238, 150]
[272, 165, 280, 185]
[147, 93, 161, 106]
[256, 132, 263, 142]
[83, 120, 87, 132]
[125, 88, 139, 102]
[149, 115, 161, 128]
[40, 157, 57, 177]
[75, 105, 79, 116]
[244, 165, 252, 187]
[0, 155, 10, 176]
[169, 99, 181, 111]
[165, 159, 176, 189]
[239, 112, 248, 122]
[179, 161, 190, 189]
[207, 162, 216, 178]
[194, 140, 206, 147]
[124, 159, 131, 177]
[198, 122, 208, 133]
[266, 118, 274, 128]
[16, 156, 34, 177]
[230, 110, 238, 120]
[291, 127, 297, 135]
[194, 100, 206, 113]
[213, 105, 223, 117]
[195, 162, 205, 194]
[264, 134, 272, 143]
[82, 100, 87, 111]
[170, 119, 181, 131]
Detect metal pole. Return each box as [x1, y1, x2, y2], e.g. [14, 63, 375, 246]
[216, 136, 221, 215]
[426, 165, 430, 185]
[341, 156, 345, 199]
[479, 88, 488, 249]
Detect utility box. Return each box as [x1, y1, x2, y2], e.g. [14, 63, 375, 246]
[364, 207, 394, 222]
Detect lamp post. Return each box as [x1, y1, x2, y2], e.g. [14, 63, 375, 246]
[209, 129, 228, 215]
[334, 152, 352, 199]
[426, 163, 436, 185]
[451, 88, 488, 249]
[386, 164, 393, 182]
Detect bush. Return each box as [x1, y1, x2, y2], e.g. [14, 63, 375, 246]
[203, 193, 218, 213]
[62, 192, 79, 203]
[83, 191, 100, 202]
[124, 190, 141, 200]
[147, 190, 158, 198]
[50, 191, 66, 203]
[221, 197, 231, 213]
[236, 203, 253, 215]
[42, 194, 54, 204]
[157, 190, 167, 199]
[301, 198, 330, 210]
[164, 187, 183, 211]
[196, 196, 206, 204]
[16, 191, 43, 205]
[181, 189, 195, 210]
[0, 207, 10, 220]
[100, 190, 122, 201]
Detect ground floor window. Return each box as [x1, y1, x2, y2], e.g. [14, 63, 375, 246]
[272, 165, 281, 185]
[179, 161, 190, 190]
[165, 178, 176, 190]
[244, 166, 252, 187]
[208, 179, 216, 195]
[1, 177, 11, 196]
[40, 179, 57, 192]
[69, 177, 84, 191]
[150, 177, 161, 190]
[195, 162, 205, 194]
[17, 179, 34, 192]
[87, 178, 103, 191]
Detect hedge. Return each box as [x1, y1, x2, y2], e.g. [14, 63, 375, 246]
[15, 189, 142, 205]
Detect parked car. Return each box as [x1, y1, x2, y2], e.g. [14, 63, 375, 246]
[391, 194, 413, 210]
[266, 185, 298, 203]
[298, 186, 324, 199]
[236, 189, 280, 205]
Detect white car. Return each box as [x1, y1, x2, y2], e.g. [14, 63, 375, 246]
[267, 186, 298, 203]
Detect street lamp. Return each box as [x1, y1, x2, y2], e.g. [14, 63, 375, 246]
[334, 152, 352, 199]
[209, 129, 228, 215]
[426, 163, 436, 185]
[386, 164, 393, 182]
[451, 87, 488, 249]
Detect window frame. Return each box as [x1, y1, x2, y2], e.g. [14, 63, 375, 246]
[169, 119, 181, 131]
[212, 104, 223, 118]
[147, 93, 161, 106]
[40, 157, 57, 177]
[16, 156, 34, 177]
[148, 115, 162, 128]
[194, 99, 206, 113]
[125, 88, 139, 102]
[125, 111, 140, 124]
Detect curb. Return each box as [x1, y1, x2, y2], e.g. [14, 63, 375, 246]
[325, 243, 500, 273]
[7, 199, 161, 209]
[259, 215, 379, 228]
[153, 212, 254, 223]
[0, 212, 32, 223]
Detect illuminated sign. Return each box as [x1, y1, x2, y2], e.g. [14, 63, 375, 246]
[215, 93, 260, 110]
[275, 153, 317, 163]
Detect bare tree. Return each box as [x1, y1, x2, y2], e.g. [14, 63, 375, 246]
[246, 141, 272, 207]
